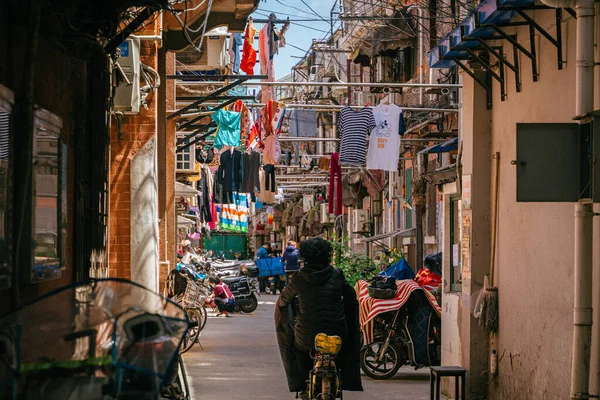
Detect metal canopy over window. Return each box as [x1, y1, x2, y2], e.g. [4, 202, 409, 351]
[429, 0, 570, 108]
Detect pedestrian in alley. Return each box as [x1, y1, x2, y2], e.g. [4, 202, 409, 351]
[274, 237, 363, 398]
[256, 243, 271, 294]
[282, 240, 300, 283]
[206, 276, 235, 317]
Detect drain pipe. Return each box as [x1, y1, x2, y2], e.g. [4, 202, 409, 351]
[540, 0, 595, 398]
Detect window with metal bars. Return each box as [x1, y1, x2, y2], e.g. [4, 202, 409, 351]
[176, 135, 195, 171]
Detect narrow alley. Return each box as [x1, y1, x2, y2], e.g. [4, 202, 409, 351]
[184, 295, 433, 400]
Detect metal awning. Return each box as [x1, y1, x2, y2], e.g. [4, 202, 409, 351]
[418, 137, 459, 155]
[357, 228, 416, 243]
[178, 215, 196, 227]
[175, 182, 199, 197]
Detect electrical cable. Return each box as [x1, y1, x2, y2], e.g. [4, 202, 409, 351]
[274, 0, 322, 18]
[299, 0, 330, 24]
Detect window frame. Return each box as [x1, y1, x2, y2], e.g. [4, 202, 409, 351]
[405, 168, 413, 230]
[176, 134, 195, 171]
[31, 107, 65, 283]
[449, 195, 462, 292]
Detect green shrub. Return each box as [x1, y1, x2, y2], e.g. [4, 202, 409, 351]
[329, 236, 376, 287]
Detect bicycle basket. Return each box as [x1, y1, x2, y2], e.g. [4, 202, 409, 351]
[182, 281, 203, 307]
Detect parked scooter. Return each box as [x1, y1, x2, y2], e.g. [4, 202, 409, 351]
[221, 275, 259, 313]
[359, 290, 441, 380]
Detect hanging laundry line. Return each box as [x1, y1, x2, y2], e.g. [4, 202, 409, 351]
[190, 102, 459, 113]
[180, 80, 462, 89]
[277, 137, 454, 142]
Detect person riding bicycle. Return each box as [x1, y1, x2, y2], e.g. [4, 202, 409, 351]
[275, 237, 363, 398]
[206, 277, 235, 317]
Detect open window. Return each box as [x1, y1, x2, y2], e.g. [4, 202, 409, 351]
[32, 109, 66, 282]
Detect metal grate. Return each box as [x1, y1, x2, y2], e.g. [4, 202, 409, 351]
[74, 48, 110, 281]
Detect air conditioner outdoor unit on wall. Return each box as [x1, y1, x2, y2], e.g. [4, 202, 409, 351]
[352, 209, 369, 233]
[113, 37, 140, 114]
[206, 34, 227, 68]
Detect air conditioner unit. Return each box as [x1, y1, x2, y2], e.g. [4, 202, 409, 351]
[113, 37, 140, 114]
[352, 209, 369, 233]
[320, 203, 331, 224]
[206, 35, 227, 68]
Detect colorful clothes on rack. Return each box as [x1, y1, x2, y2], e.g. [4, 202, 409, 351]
[240, 151, 261, 193]
[258, 169, 276, 203]
[288, 109, 318, 137]
[263, 164, 276, 192]
[231, 33, 243, 74]
[212, 109, 242, 150]
[216, 149, 242, 204]
[338, 106, 376, 165]
[328, 152, 343, 216]
[232, 100, 252, 147]
[198, 165, 213, 223]
[240, 20, 257, 75]
[366, 104, 405, 172]
[221, 193, 249, 233]
[260, 100, 286, 138]
[262, 135, 281, 165]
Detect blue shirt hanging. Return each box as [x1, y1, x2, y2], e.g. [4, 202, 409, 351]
[212, 109, 242, 150]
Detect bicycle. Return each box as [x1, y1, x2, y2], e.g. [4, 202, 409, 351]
[172, 273, 211, 354]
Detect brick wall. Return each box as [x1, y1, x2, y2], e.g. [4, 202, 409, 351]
[157, 51, 177, 291]
[109, 23, 160, 279]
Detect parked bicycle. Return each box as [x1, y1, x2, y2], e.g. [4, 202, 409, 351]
[167, 267, 211, 354]
[0, 278, 191, 399]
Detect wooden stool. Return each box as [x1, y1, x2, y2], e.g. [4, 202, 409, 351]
[430, 366, 466, 400]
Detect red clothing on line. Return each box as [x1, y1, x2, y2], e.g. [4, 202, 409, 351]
[240, 21, 257, 75]
[328, 152, 342, 216]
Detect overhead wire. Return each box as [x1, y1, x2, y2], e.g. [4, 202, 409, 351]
[299, 0, 331, 24]
[274, 0, 323, 17]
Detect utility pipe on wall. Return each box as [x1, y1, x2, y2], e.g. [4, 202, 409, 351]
[539, 0, 595, 398]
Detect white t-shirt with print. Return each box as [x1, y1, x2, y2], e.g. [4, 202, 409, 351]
[366, 104, 404, 172]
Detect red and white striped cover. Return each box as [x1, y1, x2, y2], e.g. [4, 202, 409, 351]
[355, 279, 442, 345]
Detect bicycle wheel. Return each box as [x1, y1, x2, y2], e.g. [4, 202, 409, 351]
[180, 308, 201, 354]
[197, 303, 208, 331]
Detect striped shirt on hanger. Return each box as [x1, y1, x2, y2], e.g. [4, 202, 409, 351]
[337, 106, 376, 165]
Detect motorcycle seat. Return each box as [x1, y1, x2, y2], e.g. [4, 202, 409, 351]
[222, 276, 244, 284]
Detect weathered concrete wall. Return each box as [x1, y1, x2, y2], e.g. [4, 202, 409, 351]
[487, 11, 578, 400]
[447, 9, 600, 400]
[130, 136, 159, 292]
[108, 25, 160, 281]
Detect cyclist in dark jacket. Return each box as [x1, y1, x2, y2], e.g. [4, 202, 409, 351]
[275, 237, 362, 396]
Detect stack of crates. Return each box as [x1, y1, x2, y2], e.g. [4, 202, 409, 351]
[256, 257, 285, 277]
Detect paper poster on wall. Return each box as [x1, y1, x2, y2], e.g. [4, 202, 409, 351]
[461, 210, 472, 288]
[452, 244, 459, 266]
[462, 175, 471, 209]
